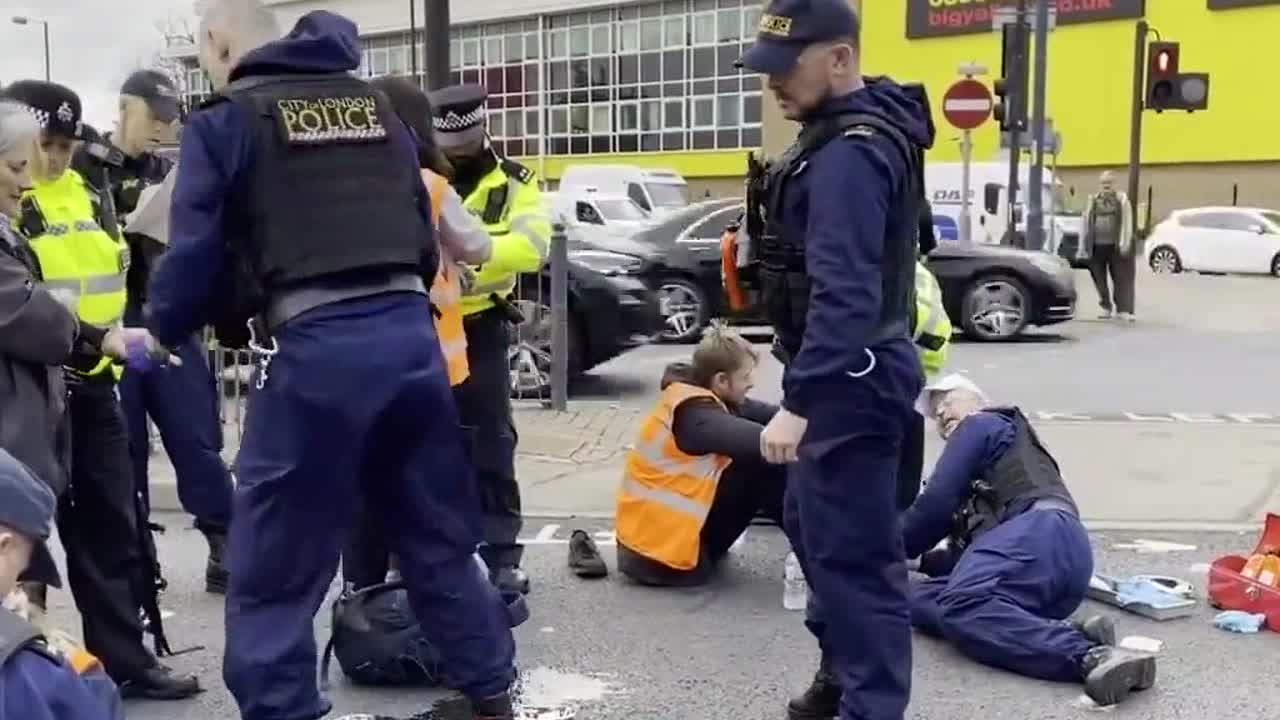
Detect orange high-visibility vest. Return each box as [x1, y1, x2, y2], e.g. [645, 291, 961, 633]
[616, 382, 734, 570]
[422, 170, 470, 387]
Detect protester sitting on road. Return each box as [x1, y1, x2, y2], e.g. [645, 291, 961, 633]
[908, 375, 1154, 706]
[613, 324, 785, 586]
[0, 448, 126, 720]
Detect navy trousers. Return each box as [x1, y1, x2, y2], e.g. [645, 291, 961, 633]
[909, 508, 1095, 682]
[223, 293, 516, 720]
[119, 328, 233, 533]
[784, 348, 921, 720]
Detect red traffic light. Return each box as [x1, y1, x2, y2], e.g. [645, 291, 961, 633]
[1155, 50, 1172, 73]
[1148, 41, 1180, 78]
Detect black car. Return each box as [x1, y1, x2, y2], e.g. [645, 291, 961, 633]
[586, 200, 1077, 342]
[579, 199, 746, 343]
[508, 249, 665, 397]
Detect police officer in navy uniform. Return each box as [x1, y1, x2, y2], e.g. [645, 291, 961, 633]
[71, 70, 236, 595]
[906, 375, 1157, 707]
[0, 449, 126, 720]
[146, 3, 517, 719]
[738, 2, 935, 719]
[429, 84, 551, 597]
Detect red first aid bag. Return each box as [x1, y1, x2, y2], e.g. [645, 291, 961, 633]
[1208, 512, 1280, 632]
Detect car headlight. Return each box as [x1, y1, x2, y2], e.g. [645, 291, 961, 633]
[568, 249, 645, 276]
[1028, 252, 1070, 277]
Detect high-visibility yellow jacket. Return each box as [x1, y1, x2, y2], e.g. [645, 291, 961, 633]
[24, 170, 128, 378]
[913, 261, 951, 379]
[616, 382, 734, 571]
[458, 159, 550, 317]
[422, 169, 470, 387]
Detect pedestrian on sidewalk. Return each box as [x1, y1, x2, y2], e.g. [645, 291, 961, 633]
[1077, 171, 1136, 322]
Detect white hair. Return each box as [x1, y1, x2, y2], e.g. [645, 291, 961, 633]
[0, 101, 40, 158]
[199, 0, 282, 49]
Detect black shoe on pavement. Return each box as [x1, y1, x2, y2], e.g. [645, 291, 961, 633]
[568, 530, 608, 578]
[492, 566, 531, 596]
[1070, 615, 1117, 647]
[787, 662, 841, 720]
[1081, 646, 1157, 707]
[204, 531, 229, 595]
[118, 665, 202, 701]
[473, 692, 516, 720]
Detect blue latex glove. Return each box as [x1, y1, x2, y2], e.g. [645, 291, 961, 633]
[124, 337, 172, 373]
[1213, 610, 1267, 634]
[1115, 578, 1186, 608]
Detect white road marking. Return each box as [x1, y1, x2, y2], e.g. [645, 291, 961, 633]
[534, 524, 561, 542]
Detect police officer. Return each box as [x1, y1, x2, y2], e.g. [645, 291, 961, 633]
[147, 4, 517, 719]
[738, 2, 934, 718]
[71, 70, 235, 595]
[899, 258, 951, 510]
[0, 449, 126, 720]
[907, 375, 1157, 706]
[428, 83, 551, 596]
[0, 80, 200, 701]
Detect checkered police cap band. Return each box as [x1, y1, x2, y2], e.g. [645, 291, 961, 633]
[24, 105, 50, 129]
[433, 105, 485, 132]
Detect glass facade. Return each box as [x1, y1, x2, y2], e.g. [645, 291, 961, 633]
[178, 0, 763, 159]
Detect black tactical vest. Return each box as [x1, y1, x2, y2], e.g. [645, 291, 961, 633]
[757, 112, 922, 361]
[949, 406, 1079, 550]
[208, 73, 433, 319]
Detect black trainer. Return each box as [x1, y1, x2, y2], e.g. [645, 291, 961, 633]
[1081, 646, 1157, 707]
[1069, 614, 1117, 647]
[568, 530, 608, 578]
[787, 661, 841, 720]
[204, 531, 229, 595]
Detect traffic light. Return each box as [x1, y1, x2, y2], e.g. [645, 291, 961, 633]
[993, 21, 1028, 132]
[1146, 41, 1210, 112]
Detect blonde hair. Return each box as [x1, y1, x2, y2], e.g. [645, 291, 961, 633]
[690, 322, 757, 387]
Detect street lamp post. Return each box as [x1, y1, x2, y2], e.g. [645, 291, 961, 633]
[11, 16, 51, 82]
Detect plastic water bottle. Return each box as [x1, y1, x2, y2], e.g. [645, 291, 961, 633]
[783, 552, 808, 610]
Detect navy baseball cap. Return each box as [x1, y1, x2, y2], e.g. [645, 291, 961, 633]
[120, 70, 183, 123]
[738, 0, 860, 75]
[0, 449, 61, 589]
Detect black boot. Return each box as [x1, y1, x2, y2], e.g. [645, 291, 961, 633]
[787, 659, 841, 720]
[1069, 615, 1117, 646]
[568, 529, 608, 578]
[1081, 646, 1157, 707]
[118, 665, 202, 700]
[473, 692, 516, 720]
[204, 531, 229, 595]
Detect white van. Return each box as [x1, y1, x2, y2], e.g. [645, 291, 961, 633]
[558, 165, 690, 217]
[548, 188, 652, 239]
[925, 161, 1080, 251]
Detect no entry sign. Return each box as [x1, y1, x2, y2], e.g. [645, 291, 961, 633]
[943, 79, 994, 130]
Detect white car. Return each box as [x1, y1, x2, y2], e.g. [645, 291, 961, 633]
[1145, 206, 1280, 276]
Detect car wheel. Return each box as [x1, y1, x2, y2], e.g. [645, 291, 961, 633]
[507, 291, 585, 399]
[1149, 246, 1182, 274]
[1271, 253, 1280, 278]
[960, 275, 1030, 342]
[657, 277, 709, 344]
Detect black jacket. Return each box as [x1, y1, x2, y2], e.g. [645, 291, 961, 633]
[661, 363, 778, 462]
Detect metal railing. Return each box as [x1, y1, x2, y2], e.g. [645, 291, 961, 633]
[207, 229, 574, 444]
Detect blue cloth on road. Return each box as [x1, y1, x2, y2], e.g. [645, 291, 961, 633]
[1213, 610, 1266, 634]
[2, 650, 125, 720]
[147, 11, 516, 720]
[146, 10, 433, 349]
[1114, 578, 1190, 609]
[910, 508, 1095, 682]
[118, 326, 233, 532]
[901, 411, 1015, 559]
[780, 78, 931, 720]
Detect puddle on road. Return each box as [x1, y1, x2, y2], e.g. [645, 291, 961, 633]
[424, 667, 624, 720]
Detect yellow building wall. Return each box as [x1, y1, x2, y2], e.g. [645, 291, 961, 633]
[860, 1, 1278, 167]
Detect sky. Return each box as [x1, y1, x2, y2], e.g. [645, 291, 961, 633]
[2, 0, 199, 132]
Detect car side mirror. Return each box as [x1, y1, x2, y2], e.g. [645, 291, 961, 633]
[983, 183, 1001, 215]
[1249, 223, 1267, 235]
